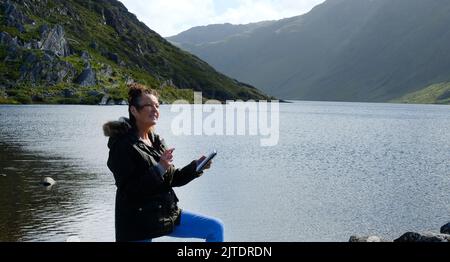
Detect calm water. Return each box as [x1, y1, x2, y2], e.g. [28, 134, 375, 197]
[0, 102, 449, 242]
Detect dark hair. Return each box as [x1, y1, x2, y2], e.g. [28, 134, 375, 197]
[127, 83, 159, 128]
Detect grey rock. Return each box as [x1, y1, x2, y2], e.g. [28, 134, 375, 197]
[99, 64, 113, 78]
[39, 25, 71, 57]
[40, 177, 56, 186]
[80, 51, 91, 63]
[75, 68, 97, 87]
[105, 52, 121, 64]
[66, 236, 81, 242]
[61, 89, 75, 98]
[19, 52, 77, 85]
[89, 41, 98, 50]
[440, 223, 450, 234]
[349, 235, 386, 242]
[0, 32, 20, 48]
[4, 0, 33, 32]
[394, 232, 450, 242]
[31, 94, 44, 102]
[22, 42, 32, 49]
[125, 76, 135, 85]
[103, 8, 127, 34]
[160, 79, 174, 88]
[99, 95, 110, 105]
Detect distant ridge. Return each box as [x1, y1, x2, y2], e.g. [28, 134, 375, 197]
[168, 0, 450, 104]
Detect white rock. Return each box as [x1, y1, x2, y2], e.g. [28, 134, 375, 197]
[66, 236, 81, 242]
[41, 177, 56, 186]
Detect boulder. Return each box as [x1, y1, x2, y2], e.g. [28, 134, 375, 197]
[440, 223, 450, 234]
[349, 235, 386, 242]
[99, 64, 113, 78]
[99, 95, 110, 105]
[394, 232, 450, 242]
[80, 51, 91, 64]
[66, 236, 81, 242]
[61, 89, 75, 98]
[105, 52, 121, 64]
[40, 177, 56, 187]
[75, 67, 97, 87]
[39, 25, 71, 57]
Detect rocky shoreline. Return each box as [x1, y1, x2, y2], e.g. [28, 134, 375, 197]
[350, 222, 450, 242]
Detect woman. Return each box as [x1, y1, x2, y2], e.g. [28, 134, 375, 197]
[103, 83, 224, 242]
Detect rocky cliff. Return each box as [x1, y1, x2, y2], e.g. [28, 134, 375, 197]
[0, 0, 271, 104]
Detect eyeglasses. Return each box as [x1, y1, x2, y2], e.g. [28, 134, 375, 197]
[137, 103, 159, 109]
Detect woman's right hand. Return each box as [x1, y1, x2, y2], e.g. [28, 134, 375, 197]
[159, 148, 175, 170]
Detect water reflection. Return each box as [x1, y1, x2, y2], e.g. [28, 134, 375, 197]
[0, 103, 449, 242]
[0, 141, 115, 242]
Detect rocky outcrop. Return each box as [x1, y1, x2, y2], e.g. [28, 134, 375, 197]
[4, 0, 34, 33]
[104, 52, 125, 66]
[99, 94, 110, 105]
[350, 223, 450, 242]
[0, 31, 20, 48]
[19, 52, 77, 85]
[102, 7, 128, 35]
[349, 235, 386, 242]
[1, 0, 271, 104]
[75, 67, 97, 87]
[0, 31, 22, 62]
[440, 223, 450, 234]
[39, 25, 71, 57]
[80, 51, 91, 65]
[394, 232, 450, 242]
[99, 64, 113, 79]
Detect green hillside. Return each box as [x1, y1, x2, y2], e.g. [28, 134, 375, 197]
[391, 82, 450, 105]
[0, 0, 271, 105]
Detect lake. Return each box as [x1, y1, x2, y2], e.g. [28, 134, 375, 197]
[0, 101, 449, 242]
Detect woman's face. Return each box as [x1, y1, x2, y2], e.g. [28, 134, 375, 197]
[133, 93, 160, 128]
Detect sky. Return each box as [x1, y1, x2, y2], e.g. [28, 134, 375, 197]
[119, 0, 326, 37]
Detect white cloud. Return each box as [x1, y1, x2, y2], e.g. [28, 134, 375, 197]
[119, 0, 325, 37]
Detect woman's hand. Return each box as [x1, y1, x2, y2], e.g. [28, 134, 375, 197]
[197, 155, 213, 171]
[159, 148, 175, 170]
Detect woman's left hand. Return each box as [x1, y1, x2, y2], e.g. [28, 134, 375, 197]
[197, 155, 212, 170]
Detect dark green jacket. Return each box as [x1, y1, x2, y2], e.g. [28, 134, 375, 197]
[103, 118, 202, 242]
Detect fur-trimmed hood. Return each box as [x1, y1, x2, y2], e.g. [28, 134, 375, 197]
[103, 117, 162, 149]
[103, 117, 132, 138]
[103, 117, 133, 149]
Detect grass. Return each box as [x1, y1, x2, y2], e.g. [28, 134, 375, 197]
[391, 82, 450, 105]
[0, 0, 270, 105]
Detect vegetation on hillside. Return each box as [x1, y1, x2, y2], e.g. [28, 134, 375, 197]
[0, 0, 271, 105]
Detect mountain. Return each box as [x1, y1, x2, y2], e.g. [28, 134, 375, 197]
[168, 21, 275, 46]
[392, 82, 450, 105]
[167, 0, 450, 104]
[0, 0, 271, 105]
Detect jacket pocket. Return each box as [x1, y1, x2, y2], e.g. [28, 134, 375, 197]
[135, 202, 164, 234]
